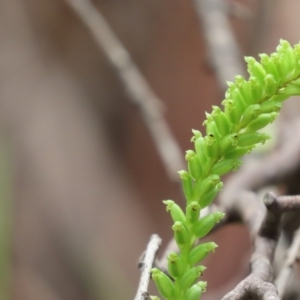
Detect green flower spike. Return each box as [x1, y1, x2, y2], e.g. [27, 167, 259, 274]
[151, 40, 300, 300]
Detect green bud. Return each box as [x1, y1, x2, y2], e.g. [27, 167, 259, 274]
[279, 83, 300, 96]
[264, 74, 278, 96]
[268, 93, 289, 103]
[186, 150, 202, 180]
[245, 56, 267, 83]
[151, 268, 174, 300]
[178, 170, 193, 203]
[211, 106, 231, 137]
[188, 242, 218, 265]
[270, 53, 285, 83]
[193, 136, 206, 165]
[179, 266, 206, 291]
[293, 44, 300, 73]
[204, 133, 219, 158]
[220, 133, 239, 153]
[167, 252, 184, 279]
[197, 175, 220, 199]
[199, 182, 223, 208]
[222, 99, 241, 124]
[211, 159, 242, 176]
[150, 296, 161, 300]
[184, 282, 207, 300]
[239, 80, 256, 105]
[240, 104, 261, 127]
[260, 99, 282, 113]
[249, 76, 263, 102]
[277, 39, 296, 77]
[172, 221, 189, 246]
[191, 129, 202, 141]
[228, 87, 248, 111]
[205, 120, 222, 142]
[186, 201, 201, 223]
[163, 200, 186, 224]
[224, 146, 254, 159]
[234, 75, 245, 86]
[238, 132, 271, 147]
[193, 212, 225, 239]
[260, 53, 280, 82]
[246, 112, 278, 132]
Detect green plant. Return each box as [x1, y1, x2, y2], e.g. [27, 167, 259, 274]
[150, 40, 300, 300]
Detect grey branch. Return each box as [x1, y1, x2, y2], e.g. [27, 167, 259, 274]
[135, 234, 162, 300]
[65, 0, 185, 181]
[193, 0, 246, 92]
[275, 226, 300, 298]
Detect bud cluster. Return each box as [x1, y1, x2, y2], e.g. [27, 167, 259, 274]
[151, 40, 300, 299]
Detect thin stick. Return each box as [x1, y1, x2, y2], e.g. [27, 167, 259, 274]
[193, 0, 246, 92]
[65, 0, 185, 180]
[275, 227, 300, 298]
[135, 234, 162, 300]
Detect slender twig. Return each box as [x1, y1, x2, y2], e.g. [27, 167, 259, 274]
[135, 234, 162, 300]
[275, 227, 300, 298]
[65, 0, 185, 181]
[220, 192, 282, 300]
[193, 0, 246, 92]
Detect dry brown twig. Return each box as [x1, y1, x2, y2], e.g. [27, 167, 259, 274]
[65, 0, 185, 181]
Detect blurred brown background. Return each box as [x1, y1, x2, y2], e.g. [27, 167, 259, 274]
[0, 0, 299, 299]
